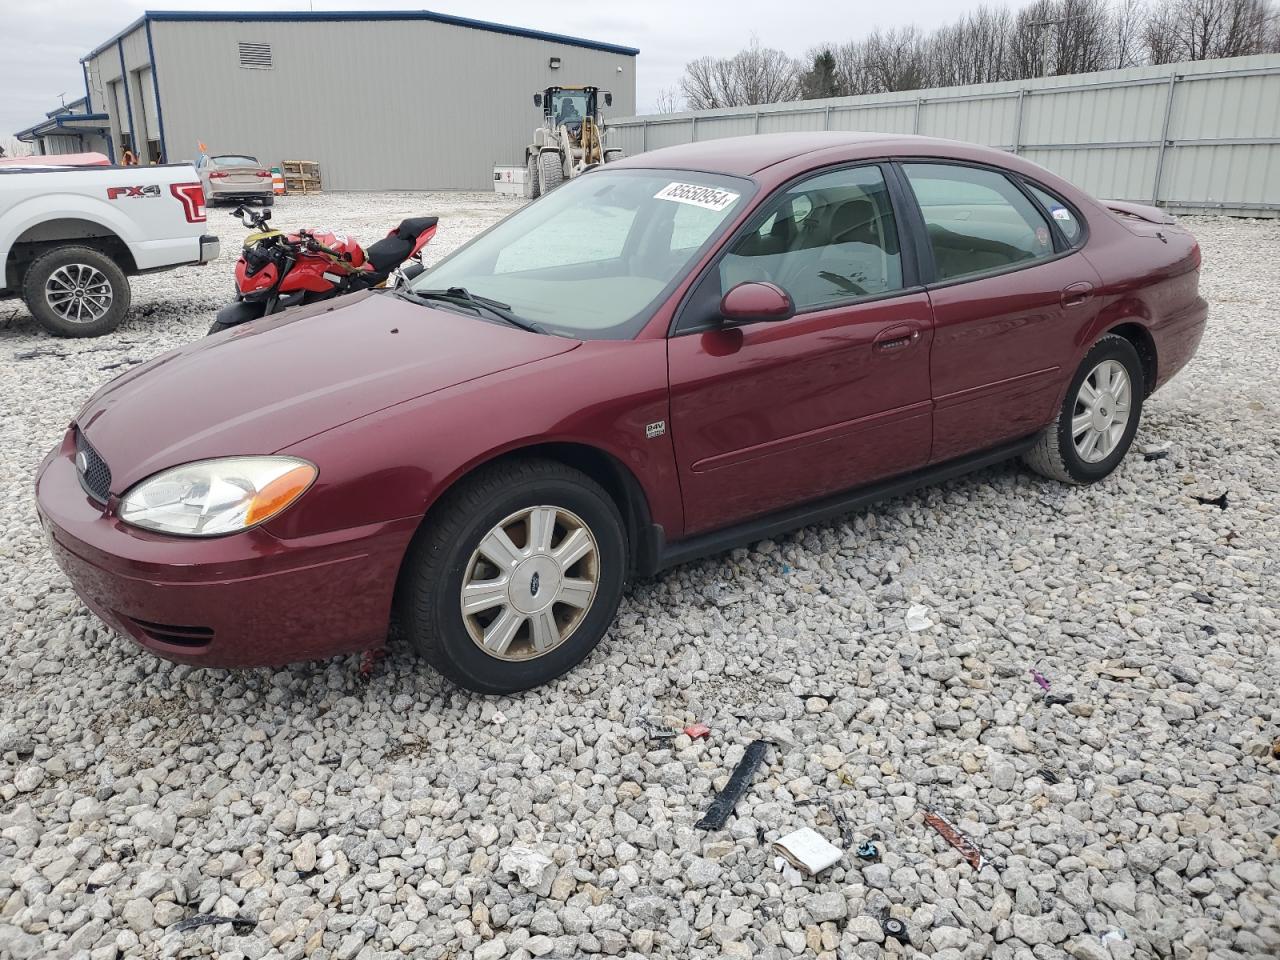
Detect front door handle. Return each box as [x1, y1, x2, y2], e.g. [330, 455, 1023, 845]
[873, 323, 923, 354]
[1061, 281, 1094, 307]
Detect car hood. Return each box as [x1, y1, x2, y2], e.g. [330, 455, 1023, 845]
[76, 291, 580, 493]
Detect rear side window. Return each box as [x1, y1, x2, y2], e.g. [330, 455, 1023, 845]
[902, 163, 1055, 282]
[717, 164, 904, 309]
[1025, 182, 1083, 245]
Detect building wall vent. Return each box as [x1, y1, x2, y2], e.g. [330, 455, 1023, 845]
[238, 41, 273, 70]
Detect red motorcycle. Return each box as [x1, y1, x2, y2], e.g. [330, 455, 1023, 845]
[209, 205, 437, 334]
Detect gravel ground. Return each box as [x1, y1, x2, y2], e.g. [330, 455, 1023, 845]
[0, 194, 1277, 960]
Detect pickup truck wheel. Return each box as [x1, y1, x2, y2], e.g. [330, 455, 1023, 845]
[23, 246, 129, 337]
[397, 458, 626, 694]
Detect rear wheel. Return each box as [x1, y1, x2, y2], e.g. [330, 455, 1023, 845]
[397, 459, 626, 694]
[23, 245, 129, 337]
[538, 151, 564, 195]
[525, 154, 541, 199]
[261, 195, 275, 207]
[1023, 334, 1145, 484]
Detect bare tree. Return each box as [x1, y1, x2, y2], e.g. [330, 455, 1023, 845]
[1111, 0, 1149, 65]
[1146, 0, 1279, 61]
[653, 86, 684, 114]
[680, 39, 801, 108]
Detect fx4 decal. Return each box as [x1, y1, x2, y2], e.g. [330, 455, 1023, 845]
[107, 185, 161, 200]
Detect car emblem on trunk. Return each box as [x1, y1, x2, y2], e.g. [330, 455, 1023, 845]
[530, 572, 541, 597]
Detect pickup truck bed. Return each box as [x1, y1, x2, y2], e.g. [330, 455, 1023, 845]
[0, 162, 218, 337]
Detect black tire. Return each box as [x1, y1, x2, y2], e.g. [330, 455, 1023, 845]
[525, 154, 541, 200]
[1023, 334, 1145, 484]
[22, 245, 130, 337]
[207, 299, 267, 336]
[538, 151, 564, 195]
[397, 458, 626, 694]
[261, 195, 275, 207]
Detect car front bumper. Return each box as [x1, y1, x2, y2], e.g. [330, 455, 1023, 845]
[34, 429, 417, 668]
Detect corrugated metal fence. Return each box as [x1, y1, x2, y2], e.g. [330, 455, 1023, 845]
[609, 54, 1280, 217]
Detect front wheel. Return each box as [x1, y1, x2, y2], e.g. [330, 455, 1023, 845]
[1023, 334, 1145, 484]
[23, 246, 130, 337]
[397, 459, 626, 694]
[525, 154, 541, 199]
[538, 151, 564, 196]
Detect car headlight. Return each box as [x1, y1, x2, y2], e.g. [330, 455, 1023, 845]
[119, 456, 316, 537]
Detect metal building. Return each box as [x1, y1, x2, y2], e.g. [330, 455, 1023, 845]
[611, 54, 1280, 218]
[64, 10, 638, 189]
[14, 98, 114, 157]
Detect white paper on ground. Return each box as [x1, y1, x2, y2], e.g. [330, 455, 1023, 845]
[772, 827, 843, 875]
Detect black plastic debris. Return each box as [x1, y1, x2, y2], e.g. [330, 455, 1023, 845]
[1143, 450, 1169, 462]
[696, 740, 769, 830]
[796, 795, 854, 848]
[1191, 591, 1214, 605]
[171, 915, 256, 934]
[1193, 493, 1229, 510]
[856, 840, 880, 861]
[1044, 693, 1074, 707]
[634, 717, 676, 741]
[1039, 769, 1060, 785]
[883, 916, 911, 945]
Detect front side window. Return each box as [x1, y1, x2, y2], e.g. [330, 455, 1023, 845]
[903, 163, 1055, 282]
[717, 164, 904, 309]
[416, 169, 751, 339]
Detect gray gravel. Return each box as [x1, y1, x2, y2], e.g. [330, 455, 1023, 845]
[1, 194, 1278, 960]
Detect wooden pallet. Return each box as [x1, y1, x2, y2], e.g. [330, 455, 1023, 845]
[282, 160, 322, 194]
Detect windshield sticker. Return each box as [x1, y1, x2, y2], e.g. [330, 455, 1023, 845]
[654, 182, 739, 212]
[1050, 206, 1072, 222]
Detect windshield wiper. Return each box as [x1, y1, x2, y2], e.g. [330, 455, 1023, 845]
[395, 286, 543, 334]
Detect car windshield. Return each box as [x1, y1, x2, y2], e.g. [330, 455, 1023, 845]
[552, 90, 588, 125]
[412, 169, 752, 339]
[213, 155, 258, 166]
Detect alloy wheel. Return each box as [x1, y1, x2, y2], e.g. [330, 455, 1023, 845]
[460, 505, 599, 661]
[1072, 359, 1132, 463]
[44, 264, 113, 324]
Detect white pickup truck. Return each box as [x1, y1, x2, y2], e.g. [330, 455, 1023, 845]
[0, 161, 219, 337]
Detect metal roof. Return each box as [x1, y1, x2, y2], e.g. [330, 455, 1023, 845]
[81, 9, 640, 63]
[15, 113, 111, 141]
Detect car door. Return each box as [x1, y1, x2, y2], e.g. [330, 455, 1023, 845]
[667, 163, 934, 536]
[897, 161, 1103, 463]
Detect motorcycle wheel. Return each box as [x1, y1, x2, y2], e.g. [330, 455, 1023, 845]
[207, 299, 267, 336]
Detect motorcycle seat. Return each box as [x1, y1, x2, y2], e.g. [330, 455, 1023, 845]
[365, 217, 439, 275]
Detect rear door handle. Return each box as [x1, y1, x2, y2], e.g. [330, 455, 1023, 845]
[1061, 281, 1094, 307]
[873, 323, 924, 353]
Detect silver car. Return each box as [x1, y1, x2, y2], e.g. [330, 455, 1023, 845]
[197, 154, 274, 206]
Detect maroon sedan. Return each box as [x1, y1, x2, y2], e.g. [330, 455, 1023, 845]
[36, 133, 1206, 693]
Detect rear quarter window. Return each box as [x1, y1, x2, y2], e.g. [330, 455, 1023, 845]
[1025, 182, 1084, 245]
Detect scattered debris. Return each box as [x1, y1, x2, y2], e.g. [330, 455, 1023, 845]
[1097, 665, 1142, 680]
[1143, 450, 1169, 462]
[923, 809, 989, 871]
[1044, 693, 1074, 707]
[1030, 668, 1051, 690]
[1191, 591, 1214, 604]
[905, 604, 932, 632]
[856, 840, 880, 861]
[772, 827, 843, 876]
[171, 915, 256, 934]
[634, 717, 676, 740]
[99, 357, 145, 371]
[1193, 492, 1229, 510]
[14, 348, 68, 361]
[696, 740, 769, 830]
[883, 916, 912, 945]
[1039, 768, 1060, 784]
[795, 796, 854, 848]
[773, 856, 805, 887]
[490, 710, 507, 727]
[1100, 929, 1128, 944]
[499, 846, 555, 891]
[683, 722, 711, 740]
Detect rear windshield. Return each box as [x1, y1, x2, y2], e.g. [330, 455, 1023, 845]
[212, 155, 259, 167]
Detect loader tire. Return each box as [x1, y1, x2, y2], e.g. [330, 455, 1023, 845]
[538, 152, 564, 195]
[525, 154, 541, 199]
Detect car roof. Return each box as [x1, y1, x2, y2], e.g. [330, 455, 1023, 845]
[607, 132, 1016, 178]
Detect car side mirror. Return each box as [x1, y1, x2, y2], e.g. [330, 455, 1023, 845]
[604, 92, 613, 107]
[533, 93, 543, 107]
[719, 281, 794, 324]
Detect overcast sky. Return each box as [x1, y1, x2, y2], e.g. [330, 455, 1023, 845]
[1, 0, 1037, 137]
